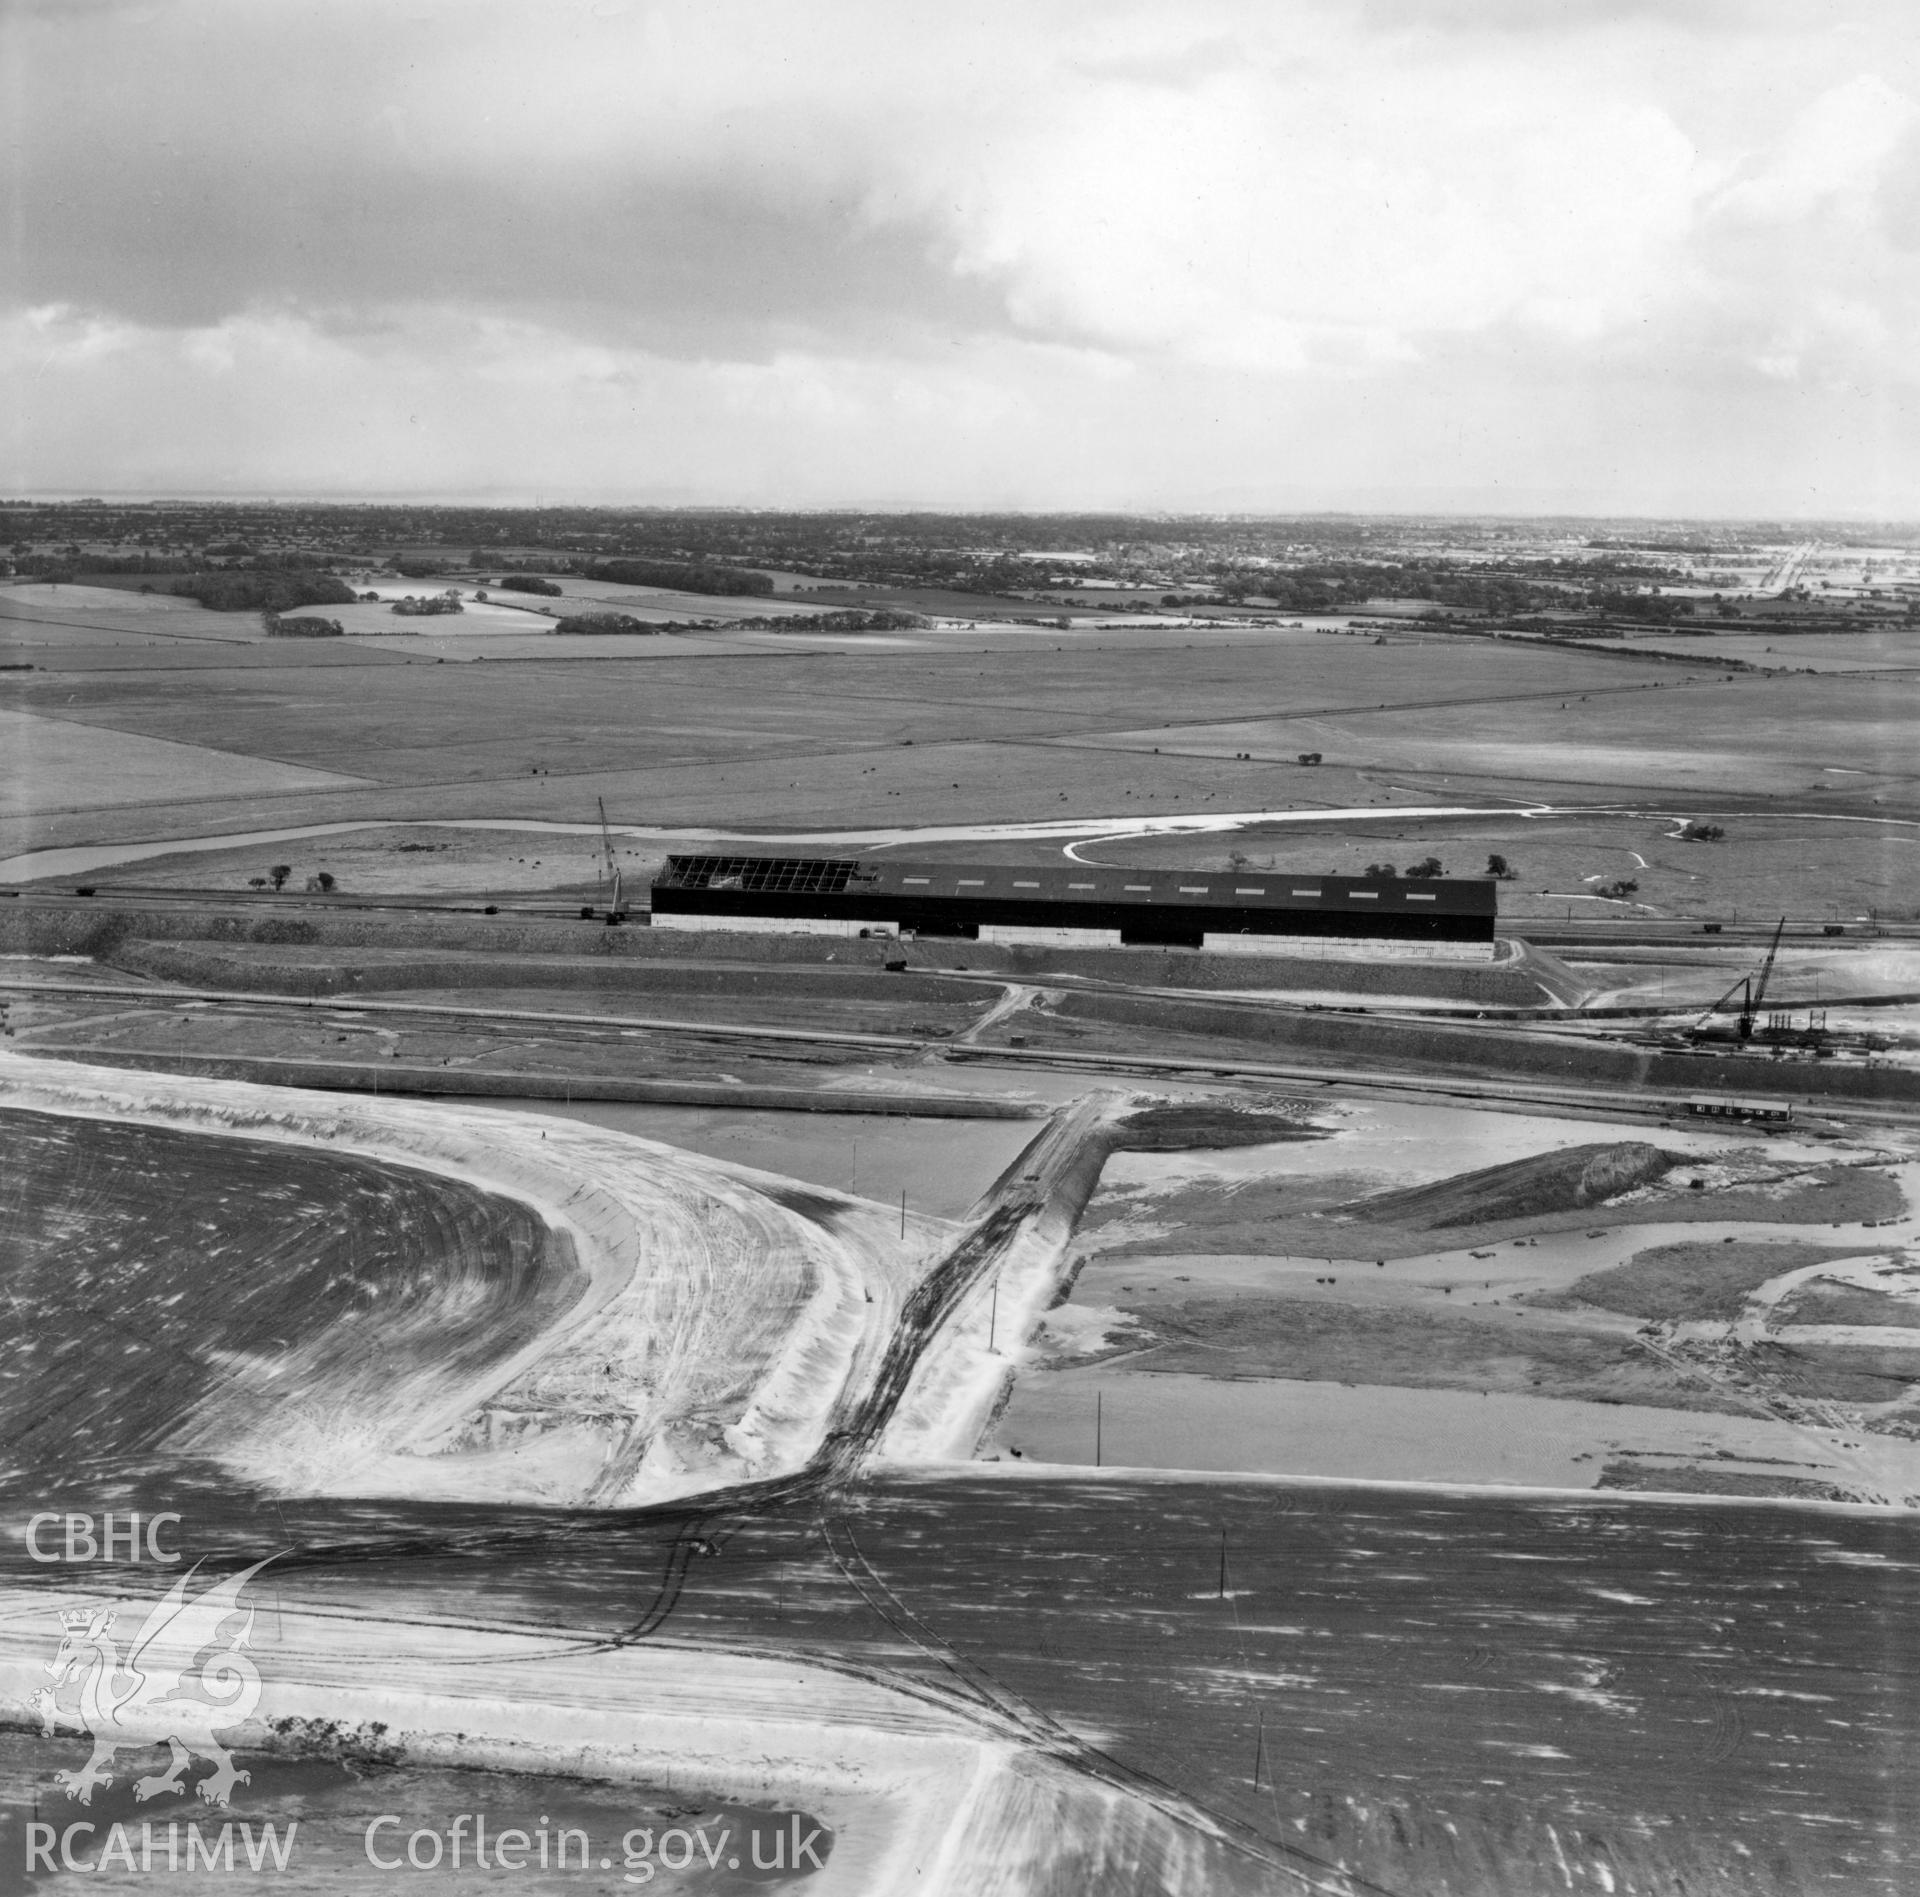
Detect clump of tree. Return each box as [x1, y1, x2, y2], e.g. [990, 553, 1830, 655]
[304, 871, 337, 893]
[1486, 854, 1519, 880]
[1404, 857, 1445, 878]
[1679, 821, 1725, 842]
[745, 608, 932, 633]
[392, 591, 465, 616]
[243, 551, 336, 572]
[496, 574, 564, 595]
[552, 611, 658, 635]
[1594, 878, 1639, 899]
[1588, 589, 1695, 623]
[175, 572, 356, 613]
[1362, 862, 1398, 879]
[267, 865, 292, 890]
[581, 558, 773, 596]
[24, 551, 177, 576]
[264, 615, 344, 638]
[393, 559, 448, 580]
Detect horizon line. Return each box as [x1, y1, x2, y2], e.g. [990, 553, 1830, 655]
[2, 491, 1914, 528]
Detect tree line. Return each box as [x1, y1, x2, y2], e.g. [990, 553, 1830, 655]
[581, 559, 773, 596]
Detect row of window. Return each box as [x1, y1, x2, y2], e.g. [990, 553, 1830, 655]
[889, 876, 1438, 902]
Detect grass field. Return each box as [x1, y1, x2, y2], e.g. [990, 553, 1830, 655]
[1096, 812, 1920, 922]
[6, 557, 1920, 1897]
[1053, 1283, 1724, 1409]
[1599, 626, 1920, 672]
[1553, 1238, 1872, 1321]
[1071, 667, 1920, 798]
[1775, 1280, 1920, 1328]
[0, 704, 373, 817]
[0, 585, 276, 649]
[65, 822, 630, 894]
[1, 599, 1913, 938]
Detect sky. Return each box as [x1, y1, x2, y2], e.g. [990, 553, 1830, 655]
[2, 0, 1917, 515]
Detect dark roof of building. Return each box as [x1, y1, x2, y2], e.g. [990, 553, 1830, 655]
[657, 855, 863, 896]
[656, 854, 1496, 916]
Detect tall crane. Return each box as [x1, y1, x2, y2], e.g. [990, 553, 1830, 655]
[1690, 917, 1786, 1040]
[597, 797, 622, 917]
[1740, 917, 1787, 1038]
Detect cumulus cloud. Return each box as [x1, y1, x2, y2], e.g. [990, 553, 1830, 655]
[1713, 75, 1918, 224]
[1, 0, 1915, 509]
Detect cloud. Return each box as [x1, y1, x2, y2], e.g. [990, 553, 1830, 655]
[0, 0, 1723, 362]
[1, 0, 1916, 509]
[1712, 74, 1918, 223]
[900, 61, 1705, 369]
[0, 301, 1137, 504]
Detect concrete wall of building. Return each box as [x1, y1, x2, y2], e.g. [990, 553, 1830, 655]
[978, 925, 1125, 948]
[1202, 932, 1497, 963]
[649, 913, 898, 939]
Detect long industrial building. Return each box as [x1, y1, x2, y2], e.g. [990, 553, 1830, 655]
[650, 855, 1496, 958]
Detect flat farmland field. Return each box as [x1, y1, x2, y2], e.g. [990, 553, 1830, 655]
[1593, 626, 1920, 672]
[52, 822, 624, 894]
[0, 583, 268, 651]
[2, 617, 1912, 870]
[1096, 809, 1920, 922]
[322, 596, 553, 637]
[0, 703, 375, 818]
[463, 573, 831, 619]
[1071, 668, 1920, 799]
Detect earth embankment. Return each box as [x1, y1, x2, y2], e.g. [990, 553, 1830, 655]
[0, 896, 1550, 1002]
[1046, 985, 1920, 1103]
[101, 938, 973, 1005]
[13, 1043, 1039, 1116]
[1338, 1140, 1678, 1228]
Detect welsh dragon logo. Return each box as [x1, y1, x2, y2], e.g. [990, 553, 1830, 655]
[30, 1557, 273, 1808]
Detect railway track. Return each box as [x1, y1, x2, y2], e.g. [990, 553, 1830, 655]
[6, 966, 1917, 1130]
[9, 883, 1919, 944]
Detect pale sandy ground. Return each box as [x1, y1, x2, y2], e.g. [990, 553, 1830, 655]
[1581, 945, 1920, 1010]
[0, 1060, 1242, 1895]
[0, 1583, 1211, 1897]
[988, 1370, 1920, 1492]
[1106, 1097, 1744, 1197]
[470, 1098, 1039, 1222]
[1727, 1250, 1920, 1350]
[982, 1103, 1920, 1506]
[0, 1052, 950, 1508]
